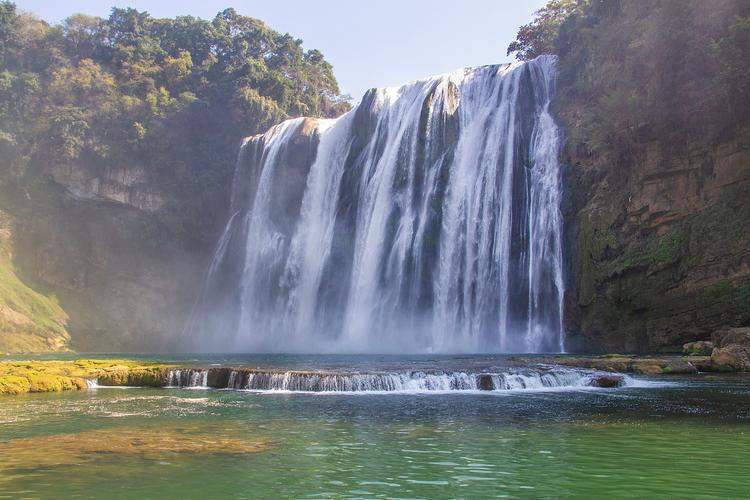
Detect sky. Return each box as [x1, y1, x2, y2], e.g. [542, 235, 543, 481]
[13, 0, 547, 100]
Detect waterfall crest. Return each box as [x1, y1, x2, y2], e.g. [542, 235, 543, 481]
[185, 55, 565, 353]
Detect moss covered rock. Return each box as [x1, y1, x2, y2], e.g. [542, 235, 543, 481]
[0, 359, 175, 394]
[683, 341, 714, 356]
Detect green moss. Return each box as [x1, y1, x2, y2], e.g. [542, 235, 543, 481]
[713, 280, 733, 294]
[0, 375, 30, 394]
[0, 359, 176, 394]
[648, 228, 685, 263]
[0, 211, 70, 353]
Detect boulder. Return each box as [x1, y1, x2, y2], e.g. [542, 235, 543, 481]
[682, 341, 714, 356]
[711, 344, 750, 371]
[587, 374, 625, 388]
[630, 358, 698, 375]
[477, 374, 495, 391]
[659, 359, 700, 374]
[711, 327, 750, 348]
[207, 368, 232, 388]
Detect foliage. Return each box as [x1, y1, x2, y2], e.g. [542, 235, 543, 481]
[551, 0, 750, 159]
[0, 3, 350, 247]
[507, 0, 586, 60]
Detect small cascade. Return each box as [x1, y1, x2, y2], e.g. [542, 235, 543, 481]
[159, 366, 629, 393]
[167, 369, 208, 388]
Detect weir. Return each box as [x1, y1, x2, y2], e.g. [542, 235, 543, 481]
[161, 367, 624, 392]
[184, 55, 565, 353]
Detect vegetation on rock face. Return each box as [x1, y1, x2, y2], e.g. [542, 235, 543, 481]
[509, 0, 750, 155]
[0, 209, 69, 353]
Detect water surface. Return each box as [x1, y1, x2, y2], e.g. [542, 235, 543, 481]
[1, 355, 749, 498]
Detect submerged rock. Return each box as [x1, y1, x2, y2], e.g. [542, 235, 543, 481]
[587, 375, 625, 388]
[683, 341, 714, 356]
[0, 425, 269, 476]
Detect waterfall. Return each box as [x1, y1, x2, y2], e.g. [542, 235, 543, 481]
[185, 55, 565, 353]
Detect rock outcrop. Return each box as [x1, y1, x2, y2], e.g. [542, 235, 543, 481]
[587, 374, 625, 388]
[552, 0, 750, 353]
[562, 135, 750, 352]
[683, 341, 714, 356]
[709, 327, 750, 371]
[0, 149, 217, 352]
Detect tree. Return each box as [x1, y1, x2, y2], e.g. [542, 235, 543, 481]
[507, 0, 585, 61]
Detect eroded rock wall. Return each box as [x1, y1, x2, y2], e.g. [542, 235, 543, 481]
[564, 133, 750, 352]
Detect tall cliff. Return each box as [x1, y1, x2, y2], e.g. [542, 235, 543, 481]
[553, 0, 750, 351]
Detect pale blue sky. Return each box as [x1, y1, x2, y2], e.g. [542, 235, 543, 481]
[13, 1, 546, 99]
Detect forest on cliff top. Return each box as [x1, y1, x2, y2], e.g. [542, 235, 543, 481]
[0, 3, 348, 245]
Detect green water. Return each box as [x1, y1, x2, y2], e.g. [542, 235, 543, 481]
[1, 359, 749, 498]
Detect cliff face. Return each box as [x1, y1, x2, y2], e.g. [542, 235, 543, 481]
[556, 0, 750, 352]
[0, 160, 210, 352]
[565, 133, 750, 352]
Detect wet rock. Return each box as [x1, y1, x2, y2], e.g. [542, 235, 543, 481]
[207, 368, 232, 388]
[0, 426, 269, 474]
[711, 344, 750, 371]
[688, 356, 713, 372]
[587, 375, 625, 388]
[682, 341, 714, 356]
[477, 374, 494, 390]
[657, 359, 699, 374]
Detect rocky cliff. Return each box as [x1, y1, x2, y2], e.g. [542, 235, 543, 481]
[555, 0, 750, 352]
[564, 132, 750, 352]
[0, 163, 207, 352]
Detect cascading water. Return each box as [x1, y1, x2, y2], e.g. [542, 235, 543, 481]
[160, 367, 629, 392]
[184, 55, 565, 353]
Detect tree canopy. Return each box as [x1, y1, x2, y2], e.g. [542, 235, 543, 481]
[0, 3, 349, 246]
[508, 0, 750, 159]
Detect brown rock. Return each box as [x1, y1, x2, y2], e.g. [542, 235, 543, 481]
[682, 341, 714, 356]
[587, 375, 625, 388]
[711, 344, 750, 371]
[714, 327, 750, 348]
[477, 374, 494, 390]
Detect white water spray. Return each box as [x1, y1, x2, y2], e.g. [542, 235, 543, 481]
[185, 56, 565, 353]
